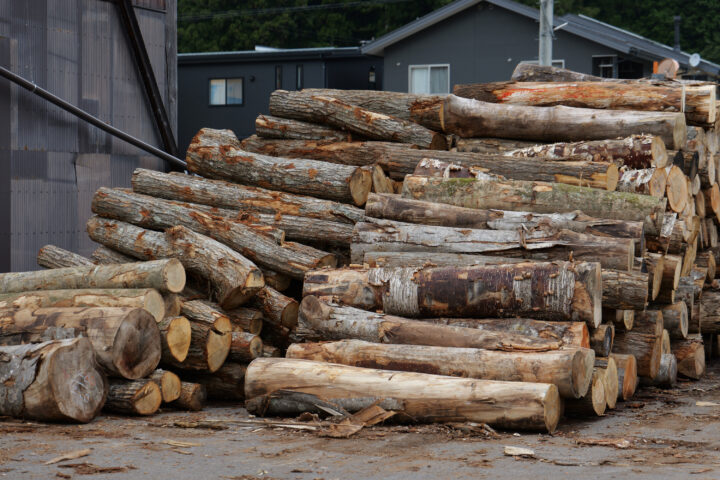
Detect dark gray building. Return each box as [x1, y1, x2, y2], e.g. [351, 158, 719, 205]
[361, 0, 720, 94]
[177, 47, 382, 152]
[0, 0, 177, 272]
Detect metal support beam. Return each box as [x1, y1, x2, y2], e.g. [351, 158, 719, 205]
[539, 0, 553, 66]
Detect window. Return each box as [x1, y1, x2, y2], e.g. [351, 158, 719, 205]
[520, 59, 566, 68]
[592, 55, 618, 78]
[409, 65, 449, 94]
[208, 78, 243, 106]
[296, 64, 303, 90]
[275, 66, 283, 89]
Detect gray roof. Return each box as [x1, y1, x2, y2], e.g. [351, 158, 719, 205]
[179, 46, 364, 64]
[361, 0, 720, 75]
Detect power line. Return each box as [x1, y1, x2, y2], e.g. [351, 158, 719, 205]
[178, 0, 414, 22]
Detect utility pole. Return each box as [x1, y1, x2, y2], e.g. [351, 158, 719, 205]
[539, 0, 553, 66]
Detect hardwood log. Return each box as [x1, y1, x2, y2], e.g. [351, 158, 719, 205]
[166, 318, 231, 373]
[104, 379, 161, 416]
[255, 114, 352, 141]
[303, 261, 602, 327]
[251, 287, 298, 330]
[605, 309, 634, 331]
[180, 300, 232, 333]
[601, 269, 648, 310]
[660, 302, 689, 339]
[37, 245, 93, 269]
[287, 340, 593, 399]
[245, 357, 561, 432]
[171, 382, 206, 411]
[610, 353, 638, 401]
[0, 288, 165, 323]
[594, 357, 618, 409]
[181, 362, 246, 401]
[632, 310, 664, 337]
[91, 188, 336, 280]
[699, 290, 720, 334]
[157, 316, 191, 364]
[617, 168, 667, 197]
[455, 137, 539, 154]
[662, 329, 672, 355]
[613, 330, 661, 379]
[228, 331, 262, 362]
[148, 369, 182, 403]
[640, 353, 678, 388]
[695, 251, 716, 280]
[660, 254, 683, 292]
[564, 369, 606, 417]
[260, 268, 291, 292]
[440, 94, 687, 149]
[672, 336, 706, 379]
[0, 259, 185, 295]
[590, 324, 613, 358]
[224, 306, 264, 335]
[91, 246, 136, 265]
[644, 253, 665, 301]
[0, 307, 160, 379]
[0, 338, 106, 422]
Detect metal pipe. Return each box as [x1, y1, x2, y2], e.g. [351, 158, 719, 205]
[0, 65, 187, 169]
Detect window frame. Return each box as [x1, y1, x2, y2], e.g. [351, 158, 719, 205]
[519, 59, 566, 69]
[208, 77, 244, 107]
[591, 55, 618, 78]
[407, 63, 451, 94]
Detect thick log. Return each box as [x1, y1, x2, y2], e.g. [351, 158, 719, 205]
[303, 261, 602, 327]
[37, 245, 93, 269]
[171, 382, 206, 411]
[617, 168, 667, 197]
[564, 369, 606, 417]
[166, 318, 231, 373]
[0, 338, 106, 422]
[699, 290, 720, 334]
[229, 331, 263, 362]
[104, 379, 161, 416]
[251, 287, 298, 330]
[672, 336, 706, 379]
[157, 316, 191, 364]
[401, 176, 666, 231]
[660, 302, 689, 339]
[594, 357, 618, 409]
[613, 330, 661, 379]
[601, 269, 648, 310]
[454, 81, 715, 126]
[0, 288, 165, 323]
[590, 324, 613, 358]
[86, 217, 264, 309]
[371, 164, 395, 194]
[660, 254, 683, 292]
[181, 362, 246, 401]
[0, 259, 185, 295]
[91, 246, 136, 265]
[610, 353, 638, 401]
[287, 340, 594, 399]
[506, 135, 668, 169]
[255, 114, 352, 141]
[351, 219, 634, 270]
[0, 307, 160, 380]
[225, 306, 264, 335]
[268, 91, 447, 149]
[440, 95, 687, 149]
[91, 188, 336, 280]
[640, 353, 678, 388]
[245, 357, 561, 432]
[632, 310, 664, 337]
[676, 277, 699, 334]
[260, 268, 291, 292]
[180, 300, 232, 333]
[644, 253, 665, 301]
[148, 369, 182, 403]
[298, 296, 565, 352]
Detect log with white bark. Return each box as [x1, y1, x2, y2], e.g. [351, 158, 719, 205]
[92, 246, 136, 265]
[186, 129, 372, 206]
[610, 353, 638, 401]
[0, 307, 160, 379]
[612, 330, 661, 379]
[37, 245, 93, 269]
[672, 336, 706, 379]
[181, 362, 246, 401]
[91, 188, 336, 280]
[157, 316, 191, 364]
[149, 369, 182, 403]
[251, 287, 298, 330]
[660, 302, 689, 339]
[640, 353, 678, 388]
[401, 176, 666, 231]
[564, 369, 606, 417]
[453, 81, 715, 126]
[287, 340, 594, 399]
[0, 338, 107, 422]
[351, 219, 634, 270]
[171, 382, 206, 411]
[245, 357, 562, 432]
[440, 95, 687, 149]
[268, 91, 447, 149]
[303, 261, 602, 327]
[0, 288, 165, 323]
[0, 259, 185, 295]
[104, 378, 161, 416]
[255, 114, 353, 141]
[617, 168, 667, 197]
[594, 357, 618, 409]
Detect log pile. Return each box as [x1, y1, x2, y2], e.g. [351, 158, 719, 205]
[5, 62, 719, 431]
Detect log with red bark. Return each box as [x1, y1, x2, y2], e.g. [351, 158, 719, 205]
[186, 129, 372, 206]
[181, 362, 246, 401]
[612, 330, 661, 379]
[268, 91, 447, 149]
[303, 261, 602, 327]
[104, 378, 162, 416]
[672, 336, 706, 379]
[37, 245, 94, 269]
[255, 114, 353, 141]
[287, 340, 594, 399]
[610, 353, 638, 401]
[245, 357, 562, 432]
[440, 95, 687, 149]
[91, 188, 336, 280]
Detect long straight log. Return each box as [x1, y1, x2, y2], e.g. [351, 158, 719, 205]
[440, 95, 687, 149]
[287, 340, 594, 399]
[104, 379, 161, 416]
[158, 316, 191, 364]
[37, 245, 94, 269]
[613, 331, 662, 379]
[0, 307, 160, 379]
[245, 357, 561, 432]
[91, 188, 336, 280]
[256, 114, 352, 141]
[455, 137, 540, 154]
[610, 353, 638, 401]
[303, 261, 602, 327]
[92, 246, 136, 265]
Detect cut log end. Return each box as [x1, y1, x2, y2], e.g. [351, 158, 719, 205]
[133, 381, 162, 415]
[207, 330, 232, 373]
[606, 164, 620, 191]
[621, 355, 638, 400]
[162, 316, 191, 363]
[220, 268, 266, 310]
[601, 357, 618, 409]
[652, 136, 669, 169]
[543, 384, 562, 434]
[150, 370, 182, 403]
[349, 168, 373, 206]
[144, 289, 166, 322]
[162, 258, 187, 294]
[572, 348, 596, 400]
[112, 308, 162, 379]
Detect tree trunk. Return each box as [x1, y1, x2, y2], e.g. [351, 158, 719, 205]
[0, 259, 185, 295]
[590, 324, 614, 357]
[455, 137, 540, 154]
[228, 331, 263, 362]
[639, 353, 678, 388]
[661, 254, 683, 292]
[0, 307, 160, 380]
[86, 217, 265, 309]
[165, 318, 231, 373]
[401, 175, 666, 231]
[92, 246, 136, 265]
[297, 296, 565, 352]
[660, 302, 689, 339]
[180, 300, 232, 333]
[505, 135, 668, 169]
[255, 114, 352, 141]
[37, 245, 93, 269]
[225, 306, 264, 335]
[601, 269, 648, 310]
[245, 357, 561, 432]
[594, 357, 618, 409]
[0, 338, 107, 422]
[564, 369, 606, 417]
[605, 309, 634, 331]
[171, 382, 206, 411]
[351, 219, 634, 270]
[632, 310, 664, 337]
[251, 287, 298, 330]
[610, 353, 638, 401]
[268, 91, 447, 149]
[303, 261, 602, 327]
[699, 290, 720, 334]
[181, 362, 246, 401]
[665, 166, 689, 213]
[260, 268, 291, 292]
[104, 379, 161, 416]
[440, 95, 687, 149]
[695, 251, 716, 280]
[616, 168, 667, 197]
[613, 330, 662, 379]
[287, 340, 594, 399]
[0, 288, 165, 323]
[676, 277, 700, 334]
[672, 336, 706, 379]
[157, 316, 191, 364]
[92, 188, 336, 280]
[148, 369, 182, 403]
[453, 81, 715, 127]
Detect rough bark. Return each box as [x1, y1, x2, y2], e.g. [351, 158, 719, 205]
[37, 245, 93, 269]
[590, 324, 614, 358]
[613, 331, 662, 379]
[660, 302, 689, 339]
[157, 316, 191, 364]
[440, 95, 687, 149]
[0, 259, 185, 295]
[251, 287, 298, 330]
[610, 353, 638, 401]
[672, 336, 706, 379]
[181, 362, 246, 401]
[104, 379, 161, 416]
[695, 251, 716, 280]
[632, 310, 664, 337]
[617, 168, 667, 197]
[171, 382, 206, 411]
[699, 290, 720, 334]
[180, 300, 232, 333]
[661, 254, 683, 292]
[601, 269, 648, 310]
[303, 261, 602, 327]
[245, 357, 562, 432]
[91, 188, 336, 280]
[224, 306, 264, 335]
[455, 137, 540, 154]
[563, 369, 606, 417]
[260, 268, 291, 292]
[228, 332, 262, 363]
[287, 340, 594, 399]
[91, 246, 136, 265]
[148, 369, 182, 403]
[255, 114, 352, 141]
[0, 307, 160, 380]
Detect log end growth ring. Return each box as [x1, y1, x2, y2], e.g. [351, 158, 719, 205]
[543, 384, 562, 433]
[163, 258, 187, 294]
[571, 348, 595, 399]
[112, 309, 162, 379]
[165, 316, 191, 363]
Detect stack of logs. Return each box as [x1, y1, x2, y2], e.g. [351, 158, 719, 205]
[4, 62, 719, 432]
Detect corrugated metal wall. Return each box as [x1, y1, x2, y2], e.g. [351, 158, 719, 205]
[0, 0, 177, 272]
